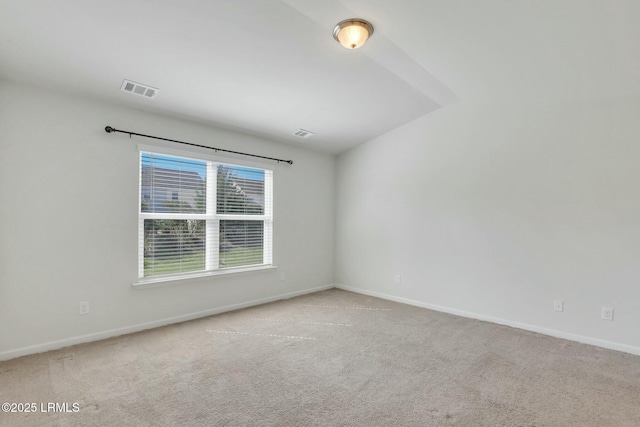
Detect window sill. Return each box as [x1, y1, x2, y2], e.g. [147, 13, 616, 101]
[132, 265, 278, 289]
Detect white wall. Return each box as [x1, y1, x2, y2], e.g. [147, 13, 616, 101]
[336, 100, 640, 354]
[0, 81, 335, 359]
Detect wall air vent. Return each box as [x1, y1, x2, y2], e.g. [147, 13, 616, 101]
[120, 79, 159, 99]
[293, 129, 315, 138]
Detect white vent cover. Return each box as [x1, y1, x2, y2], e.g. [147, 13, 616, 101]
[120, 80, 158, 99]
[293, 129, 315, 138]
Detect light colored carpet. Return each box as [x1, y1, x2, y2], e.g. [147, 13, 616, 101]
[1, 289, 639, 426]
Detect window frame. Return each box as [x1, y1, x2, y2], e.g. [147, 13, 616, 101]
[136, 145, 274, 285]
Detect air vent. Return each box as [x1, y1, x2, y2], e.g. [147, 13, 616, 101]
[120, 79, 159, 99]
[293, 129, 315, 138]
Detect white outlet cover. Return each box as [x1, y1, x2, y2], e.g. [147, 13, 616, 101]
[79, 301, 90, 315]
[554, 300, 563, 312]
[602, 307, 614, 321]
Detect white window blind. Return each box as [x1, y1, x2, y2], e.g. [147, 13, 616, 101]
[139, 152, 273, 279]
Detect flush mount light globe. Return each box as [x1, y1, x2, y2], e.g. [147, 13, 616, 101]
[333, 18, 374, 49]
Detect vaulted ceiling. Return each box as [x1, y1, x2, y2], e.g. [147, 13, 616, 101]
[1, 1, 639, 153]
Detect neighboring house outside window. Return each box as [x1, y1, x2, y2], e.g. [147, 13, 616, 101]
[139, 151, 273, 280]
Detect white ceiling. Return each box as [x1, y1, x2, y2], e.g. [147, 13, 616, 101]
[1, 1, 639, 154]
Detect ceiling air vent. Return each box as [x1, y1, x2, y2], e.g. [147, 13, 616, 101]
[120, 79, 159, 99]
[293, 129, 315, 138]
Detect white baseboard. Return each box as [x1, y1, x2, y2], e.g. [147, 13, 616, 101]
[336, 284, 640, 357]
[0, 284, 334, 362]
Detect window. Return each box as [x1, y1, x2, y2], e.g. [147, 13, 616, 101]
[139, 151, 273, 280]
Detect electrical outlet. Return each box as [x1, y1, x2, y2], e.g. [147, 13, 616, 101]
[280, 272, 286, 281]
[554, 300, 563, 312]
[79, 301, 90, 315]
[394, 274, 402, 285]
[601, 307, 613, 321]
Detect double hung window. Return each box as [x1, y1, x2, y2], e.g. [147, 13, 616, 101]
[139, 150, 273, 280]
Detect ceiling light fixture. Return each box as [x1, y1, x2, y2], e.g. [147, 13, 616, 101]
[333, 18, 374, 50]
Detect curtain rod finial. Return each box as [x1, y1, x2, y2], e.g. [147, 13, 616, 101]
[105, 126, 115, 133]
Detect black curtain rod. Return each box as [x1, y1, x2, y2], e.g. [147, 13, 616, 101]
[104, 126, 293, 165]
